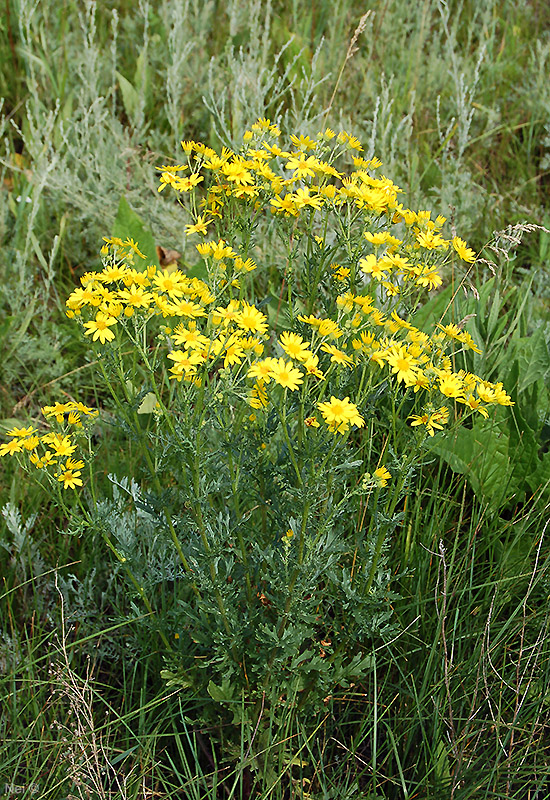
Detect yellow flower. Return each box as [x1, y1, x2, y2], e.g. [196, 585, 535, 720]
[185, 215, 212, 236]
[285, 154, 318, 178]
[234, 257, 257, 273]
[476, 382, 496, 403]
[320, 343, 354, 368]
[212, 300, 240, 327]
[167, 299, 206, 319]
[65, 458, 85, 471]
[270, 195, 298, 216]
[221, 159, 254, 186]
[268, 358, 303, 391]
[416, 267, 442, 290]
[175, 173, 204, 192]
[21, 435, 40, 450]
[386, 346, 419, 384]
[279, 332, 311, 362]
[72, 402, 98, 417]
[196, 242, 213, 257]
[7, 426, 37, 438]
[210, 239, 236, 260]
[118, 286, 154, 309]
[158, 171, 185, 192]
[290, 134, 317, 151]
[167, 349, 204, 379]
[153, 269, 187, 298]
[172, 325, 210, 350]
[491, 382, 514, 406]
[438, 372, 464, 399]
[249, 380, 269, 409]
[83, 312, 118, 344]
[30, 451, 57, 469]
[373, 466, 391, 487]
[235, 303, 268, 335]
[459, 330, 481, 354]
[215, 334, 246, 367]
[44, 434, 77, 457]
[437, 323, 462, 340]
[359, 255, 390, 281]
[0, 439, 23, 456]
[458, 394, 489, 418]
[57, 468, 83, 489]
[452, 237, 476, 263]
[317, 319, 343, 339]
[409, 407, 450, 436]
[248, 358, 277, 383]
[337, 131, 363, 151]
[124, 238, 147, 259]
[317, 396, 364, 434]
[289, 187, 322, 210]
[416, 230, 448, 250]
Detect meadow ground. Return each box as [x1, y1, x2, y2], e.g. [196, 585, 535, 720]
[1, 1, 550, 798]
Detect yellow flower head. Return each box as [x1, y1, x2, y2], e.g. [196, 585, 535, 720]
[268, 358, 303, 391]
[317, 396, 364, 434]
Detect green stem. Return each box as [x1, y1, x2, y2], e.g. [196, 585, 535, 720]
[364, 448, 419, 594]
[96, 355, 199, 593]
[102, 532, 171, 651]
[280, 391, 302, 487]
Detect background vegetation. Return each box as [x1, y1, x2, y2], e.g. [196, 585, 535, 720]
[1, 0, 549, 797]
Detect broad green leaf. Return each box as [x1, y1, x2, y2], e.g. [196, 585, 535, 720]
[5, 297, 37, 361]
[116, 71, 139, 119]
[410, 284, 454, 331]
[529, 450, 550, 499]
[112, 196, 159, 268]
[207, 677, 234, 704]
[0, 418, 29, 434]
[486, 285, 502, 340]
[185, 260, 208, 280]
[511, 328, 550, 391]
[137, 392, 158, 414]
[429, 420, 522, 510]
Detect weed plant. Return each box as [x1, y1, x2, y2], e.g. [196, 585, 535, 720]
[1, 1, 550, 798]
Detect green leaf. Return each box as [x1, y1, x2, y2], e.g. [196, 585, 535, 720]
[160, 669, 192, 689]
[410, 284, 454, 331]
[137, 392, 158, 414]
[116, 71, 139, 119]
[429, 419, 522, 510]
[0, 418, 29, 434]
[511, 328, 550, 392]
[112, 196, 159, 268]
[207, 677, 235, 704]
[5, 297, 37, 361]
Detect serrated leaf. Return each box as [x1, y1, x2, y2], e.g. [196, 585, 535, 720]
[513, 328, 550, 391]
[429, 420, 522, 510]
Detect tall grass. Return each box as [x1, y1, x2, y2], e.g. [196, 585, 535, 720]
[1, 1, 549, 797]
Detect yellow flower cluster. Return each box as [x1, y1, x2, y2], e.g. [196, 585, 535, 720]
[65, 234, 512, 439]
[0, 402, 97, 488]
[59, 123, 509, 441]
[157, 122, 478, 295]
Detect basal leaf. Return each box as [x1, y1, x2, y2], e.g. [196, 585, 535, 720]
[112, 196, 160, 268]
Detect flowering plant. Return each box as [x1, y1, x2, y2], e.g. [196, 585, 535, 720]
[1, 121, 512, 743]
